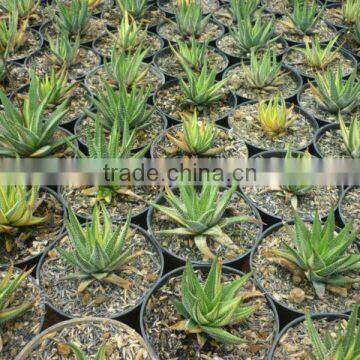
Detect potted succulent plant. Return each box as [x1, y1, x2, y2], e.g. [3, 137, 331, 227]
[228, 95, 318, 154]
[241, 148, 340, 223]
[0, 11, 43, 63]
[140, 257, 279, 359]
[298, 67, 360, 126]
[101, 0, 165, 30]
[0, 186, 65, 268]
[274, 0, 337, 44]
[223, 50, 302, 102]
[216, 12, 287, 62]
[25, 34, 101, 81]
[0, 265, 45, 359]
[0, 78, 77, 158]
[85, 47, 165, 98]
[150, 110, 249, 159]
[40, 0, 107, 45]
[36, 205, 164, 323]
[270, 303, 359, 359]
[156, 0, 225, 44]
[284, 37, 357, 80]
[157, 0, 220, 16]
[154, 61, 236, 125]
[147, 176, 263, 267]
[250, 209, 360, 316]
[93, 12, 164, 61]
[153, 38, 228, 79]
[323, 0, 360, 30]
[338, 18, 360, 61]
[16, 317, 153, 359]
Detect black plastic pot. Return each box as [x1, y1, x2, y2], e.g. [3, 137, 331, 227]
[337, 28, 360, 63]
[24, 46, 102, 82]
[313, 123, 341, 158]
[250, 221, 358, 319]
[84, 63, 166, 101]
[222, 63, 303, 103]
[0, 187, 66, 270]
[36, 223, 164, 330]
[228, 101, 318, 156]
[157, 0, 220, 16]
[40, 19, 106, 46]
[216, 35, 289, 65]
[153, 78, 237, 127]
[240, 150, 341, 225]
[92, 31, 165, 62]
[10, 82, 92, 132]
[324, 3, 350, 31]
[149, 122, 248, 159]
[9, 29, 44, 63]
[140, 264, 280, 360]
[156, 18, 226, 46]
[147, 186, 263, 271]
[100, 3, 165, 32]
[58, 183, 164, 229]
[268, 312, 349, 359]
[152, 45, 229, 79]
[16, 317, 153, 360]
[284, 45, 357, 82]
[280, 22, 337, 47]
[338, 186, 359, 230]
[74, 106, 168, 157]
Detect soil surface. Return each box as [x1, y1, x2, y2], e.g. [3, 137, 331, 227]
[340, 186, 360, 231]
[316, 127, 351, 158]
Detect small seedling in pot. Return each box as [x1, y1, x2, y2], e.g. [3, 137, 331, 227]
[263, 209, 360, 298]
[229, 16, 278, 54]
[0, 186, 48, 252]
[86, 0, 103, 11]
[0, 11, 28, 56]
[332, 0, 360, 25]
[69, 118, 149, 203]
[47, 34, 81, 69]
[0, 82, 75, 157]
[294, 36, 342, 70]
[229, 0, 260, 23]
[105, 46, 149, 90]
[115, 0, 150, 20]
[85, 81, 153, 131]
[242, 49, 286, 91]
[29, 69, 77, 108]
[170, 257, 261, 346]
[305, 303, 360, 359]
[0, 0, 39, 19]
[60, 342, 108, 359]
[179, 61, 228, 107]
[280, 145, 313, 209]
[339, 114, 360, 159]
[57, 205, 142, 292]
[151, 175, 259, 260]
[257, 95, 299, 138]
[309, 67, 360, 114]
[165, 110, 224, 156]
[173, 0, 211, 40]
[281, 0, 324, 36]
[53, 0, 91, 38]
[108, 11, 145, 55]
[170, 38, 208, 73]
[0, 265, 35, 328]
